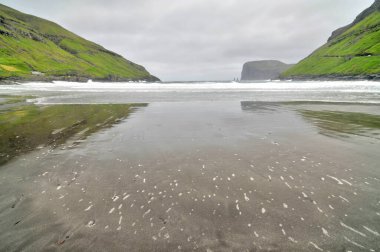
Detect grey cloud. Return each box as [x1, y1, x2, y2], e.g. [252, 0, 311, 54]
[1, 0, 374, 81]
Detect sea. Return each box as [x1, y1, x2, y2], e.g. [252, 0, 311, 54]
[0, 80, 379, 104]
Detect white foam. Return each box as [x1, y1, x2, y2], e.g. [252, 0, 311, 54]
[143, 209, 151, 218]
[288, 237, 298, 243]
[285, 182, 292, 189]
[84, 205, 93, 211]
[340, 222, 367, 237]
[244, 193, 250, 202]
[339, 195, 350, 203]
[344, 236, 366, 249]
[308, 242, 324, 251]
[87, 220, 95, 227]
[4, 80, 378, 93]
[341, 179, 352, 186]
[281, 229, 286, 236]
[4, 81, 380, 104]
[326, 175, 344, 185]
[322, 227, 330, 237]
[363, 226, 380, 236]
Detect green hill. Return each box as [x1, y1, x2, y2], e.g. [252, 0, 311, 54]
[0, 4, 159, 82]
[282, 0, 380, 80]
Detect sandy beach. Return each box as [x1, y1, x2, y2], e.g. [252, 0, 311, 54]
[1, 0, 379, 250]
[0, 85, 379, 252]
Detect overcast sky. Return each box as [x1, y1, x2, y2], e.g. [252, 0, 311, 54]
[0, 0, 374, 81]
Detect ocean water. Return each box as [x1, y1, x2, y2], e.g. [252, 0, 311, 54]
[0, 81, 379, 251]
[0, 80, 380, 104]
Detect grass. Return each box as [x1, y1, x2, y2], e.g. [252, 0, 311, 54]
[282, 10, 380, 78]
[0, 98, 147, 165]
[0, 4, 158, 81]
[0, 64, 19, 72]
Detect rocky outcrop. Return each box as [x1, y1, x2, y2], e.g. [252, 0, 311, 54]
[241, 60, 294, 81]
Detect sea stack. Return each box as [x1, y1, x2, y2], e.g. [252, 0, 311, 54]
[241, 60, 294, 81]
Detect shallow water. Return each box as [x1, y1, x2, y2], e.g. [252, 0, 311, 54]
[0, 82, 379, 251]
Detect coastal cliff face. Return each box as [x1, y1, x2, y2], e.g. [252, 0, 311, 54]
[0, 4, 159, 82]
[241, 60, 294, 81]
[282, 0, 380, 80]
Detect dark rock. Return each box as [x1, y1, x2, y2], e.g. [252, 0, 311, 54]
[241, 60, 294, 81]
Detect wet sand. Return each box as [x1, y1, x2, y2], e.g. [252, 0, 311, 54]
[0, 101, 379, 251]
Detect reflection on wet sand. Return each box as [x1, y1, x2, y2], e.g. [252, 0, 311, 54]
[240, 101, 279, 113]
[0, 100, 379, 251]
[299, 110, 380, 140]
[0, 95, 33, 106]
[0, 97, 147, 164]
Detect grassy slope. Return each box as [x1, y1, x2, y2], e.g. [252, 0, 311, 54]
[0, 4, 158, 81]
[282, 9, 380, 79]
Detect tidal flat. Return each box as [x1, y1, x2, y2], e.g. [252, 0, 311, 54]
[0, 96, 146, 165]
[0, 94, 379, 251]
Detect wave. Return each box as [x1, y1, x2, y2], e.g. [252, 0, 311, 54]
[1, 81, 380, 104]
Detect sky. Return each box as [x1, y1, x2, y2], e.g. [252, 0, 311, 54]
[0, 0, 374, 81]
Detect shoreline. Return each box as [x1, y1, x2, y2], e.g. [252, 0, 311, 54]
[281, 74, 380, 81]
[1, 75, 379, 84]
[0, 75, 161, 84]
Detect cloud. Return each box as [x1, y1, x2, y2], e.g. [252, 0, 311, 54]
[1, 0, 374, 80]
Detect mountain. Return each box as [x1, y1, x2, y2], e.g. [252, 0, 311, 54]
[241, 60, 294, 81]
[0, 4, 159, 82]
[282, 0, 380, 80]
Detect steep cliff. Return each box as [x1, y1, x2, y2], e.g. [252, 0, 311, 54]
[241, 60, 294, 81]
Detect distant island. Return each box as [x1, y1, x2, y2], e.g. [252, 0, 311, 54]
[241, 60, 294, 81]
[0, 4, 159, 82]
[282, 0, 380, 80]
